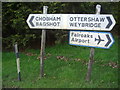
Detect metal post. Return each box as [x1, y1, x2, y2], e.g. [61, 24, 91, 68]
[86, 4, 101, 82]
[40, 6, 48, 78]
[14, 42, 21, 81]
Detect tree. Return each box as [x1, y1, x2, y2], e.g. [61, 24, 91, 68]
[2, 2, 118, 50]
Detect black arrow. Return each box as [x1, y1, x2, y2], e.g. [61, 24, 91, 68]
[29, 16, 35, 27]
[106, 17, 112, 28]
[105, 34, 111, 47]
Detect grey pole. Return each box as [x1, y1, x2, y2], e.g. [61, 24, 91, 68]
[40, 6, 48, 78]
[85, 4, 101, 82]
[14, 42, 21, 81]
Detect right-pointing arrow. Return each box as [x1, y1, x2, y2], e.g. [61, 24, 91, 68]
[29, 16, 35, 27]
[105, 34, 111, 47]
[106, 16, 112, 29]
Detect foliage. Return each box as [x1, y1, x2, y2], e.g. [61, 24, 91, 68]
[2, 2, 119, 50]
[3, 34, 36, 49]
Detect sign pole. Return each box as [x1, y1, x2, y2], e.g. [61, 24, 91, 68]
[14, 42, 21, 81]
[86, 4, 101, 82]
[40, 6, 48, 78]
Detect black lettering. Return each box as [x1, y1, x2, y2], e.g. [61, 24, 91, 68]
[79, 39, 82, 43]
[78, 23, 81, 27]
[96, 18, 99, 22]
[71, 33, 74, 36]
[78, 17, 81, 21]
[43, 17, 46, 21]
[88, 17, 91, 22]
[82, 23, 84, 27]
[75, 23, 77, 27]
[88, 39, 90, 43]
[57, 22, 60, 26]
[100, 18, 105, 22]
[35, 17, 61, 21]
[98, 23, 101, 27]
[75, 38, 79, 42]
[87, 34, 90, 38]
[78, 39, 88, 43]
[74, 33, 77, 37]
[81, 17, 83, 21]
[74, 17, 77, 21]
[81, 34, 84, 37]
[71, 38, 74, 42]
[94, 23, 98, 27]
[84, 17, 87, 21]
[36, 22, 39, 26]
[36, 22, 60, 27]
[89, 23, 93, 27]
[84, 40, 88, 43]
[92, 18, 96, 22]
[91, 35, 93, 38]
[69, 23, 74, 27]
[57, 17, 61, 21]
[53, 22, 58, 26]
[70, 17, 73, 21]
[35, 17, 39, 21]
[85, 23, 88, 27]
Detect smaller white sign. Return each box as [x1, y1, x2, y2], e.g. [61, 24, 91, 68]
[69, 31, 114, 49]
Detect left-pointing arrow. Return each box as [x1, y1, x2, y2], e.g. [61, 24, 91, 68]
[29, 16, 35, 27]
[105, 34, 111, 47]
[106, 16, 112, 29]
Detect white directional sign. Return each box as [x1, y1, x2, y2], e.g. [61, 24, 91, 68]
[69, 31, 114, 49]
[26, 14, 116, 31]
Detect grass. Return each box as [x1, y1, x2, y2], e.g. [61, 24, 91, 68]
[2, 36, 119, 88]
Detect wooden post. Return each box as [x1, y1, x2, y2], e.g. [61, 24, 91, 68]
[40, 6, 48, 78]
[14, 42, 21, 81]
[86, 4, 101, 82]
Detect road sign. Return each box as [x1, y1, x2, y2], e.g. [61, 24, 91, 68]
[26, 14, 116, 31]
[69, 31, 114, 49]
